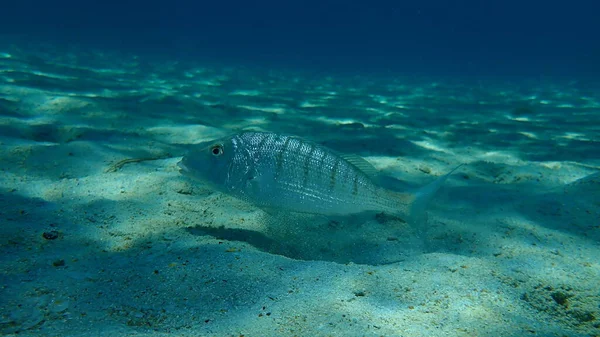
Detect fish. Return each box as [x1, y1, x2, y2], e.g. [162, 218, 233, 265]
[178, 131, 459, 220]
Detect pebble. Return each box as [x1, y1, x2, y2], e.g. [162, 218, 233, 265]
[42, 231, 60, 240]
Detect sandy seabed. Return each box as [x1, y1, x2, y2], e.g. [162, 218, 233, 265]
[0, 42, 599, 337]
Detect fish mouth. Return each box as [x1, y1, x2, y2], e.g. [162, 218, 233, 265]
[177, 160, 189, 172]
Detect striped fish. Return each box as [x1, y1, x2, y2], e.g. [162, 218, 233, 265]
[178, 131, 457, 219]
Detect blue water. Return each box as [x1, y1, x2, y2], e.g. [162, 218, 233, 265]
[2, 0, 600, 77]
[1, 1, 600, 336]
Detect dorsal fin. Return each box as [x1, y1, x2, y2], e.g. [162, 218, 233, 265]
[340, 154, 379, 178]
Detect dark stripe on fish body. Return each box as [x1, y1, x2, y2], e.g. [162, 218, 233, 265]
[276, 135, 291, 178]
[352, 175, 359, 196]
[330, 156, 340, 191]
[257, 133, 270, 154]
[317, 148, 327, 173]
[303, 143, 316, 187]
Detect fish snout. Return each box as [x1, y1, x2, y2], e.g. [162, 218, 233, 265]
[177, 159, 189, 172]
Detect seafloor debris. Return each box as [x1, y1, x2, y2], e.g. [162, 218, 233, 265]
[105, 155, 171, 173]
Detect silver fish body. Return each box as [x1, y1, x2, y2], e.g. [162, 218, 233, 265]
[178, 132, 440, 217]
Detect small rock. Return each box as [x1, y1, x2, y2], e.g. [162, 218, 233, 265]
[551, 291, 572, 306]
[42, 231, 60, 240]
[419, 166, 432, 174]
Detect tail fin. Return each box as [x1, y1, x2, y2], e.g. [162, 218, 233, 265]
[409, 164, 463, 225]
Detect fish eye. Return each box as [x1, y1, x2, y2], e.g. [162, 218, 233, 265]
[210, 145, 224, 156]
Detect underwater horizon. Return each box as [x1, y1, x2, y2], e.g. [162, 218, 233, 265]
[1, 1, 599, 336]
[2, 0, 600, 78]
